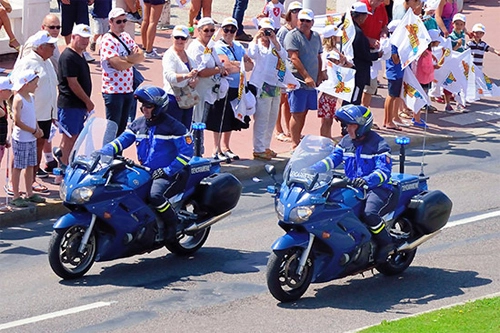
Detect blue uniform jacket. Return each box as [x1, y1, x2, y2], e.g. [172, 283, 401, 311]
[102, 112, 194, 177]
[315, 131, 392, 190]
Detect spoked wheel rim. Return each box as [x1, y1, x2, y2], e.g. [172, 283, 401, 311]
[59, 226, 96, 275]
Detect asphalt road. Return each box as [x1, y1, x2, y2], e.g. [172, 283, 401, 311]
[1, 131, 500, 333]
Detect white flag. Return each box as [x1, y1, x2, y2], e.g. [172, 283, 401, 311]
[401, 67, 429, 113]
[475, 66, 500, 98]
[316, 61, 356, 101]
[261, 44, 299, 90]
[312, 13, 344, 31]
[438, 49, 470, 96]
[389, 9, 431, 69]
[340, 11, 355, 61]
[231, 58, 248, 123]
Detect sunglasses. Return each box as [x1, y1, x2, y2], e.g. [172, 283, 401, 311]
[44, 25, 61, 30]
[114, 19, 128, 24]
[174, 36, 188, 40]
[290, 9, 301, 14]
[223, 27, 237, 34]
[300, 19, 312, 23]
[202, 28, 216, 33]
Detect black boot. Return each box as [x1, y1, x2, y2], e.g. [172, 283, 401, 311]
[373, 228, 395, 264]
[158, 205, 179, 242]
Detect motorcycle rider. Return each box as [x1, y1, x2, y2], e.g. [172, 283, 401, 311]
[100, 85, 194, 242]
[311, 104, 395, 263]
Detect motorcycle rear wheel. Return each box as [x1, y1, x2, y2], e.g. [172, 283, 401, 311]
[48, 226, 97, 279]
[165, 226, 210, 255]
[266, 248, 313, 302]
[376, 217, 416, 276]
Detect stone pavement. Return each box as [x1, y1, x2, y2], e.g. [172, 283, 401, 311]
[1, 0, 500, 226]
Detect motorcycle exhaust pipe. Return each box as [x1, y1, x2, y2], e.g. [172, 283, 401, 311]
[184, 211, 232, 232]
[397, 230, 441, 252]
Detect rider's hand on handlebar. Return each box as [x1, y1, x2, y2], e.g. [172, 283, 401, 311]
[152, 168, 168, 180]
[124, 157, 135, 166]
[352, 177, 367, 188]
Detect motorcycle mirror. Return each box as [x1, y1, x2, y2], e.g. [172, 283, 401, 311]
[265, 164, 276, 176]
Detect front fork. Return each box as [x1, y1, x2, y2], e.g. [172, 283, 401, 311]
[78, 214, 96, 253]
[296, 233, 315, 275]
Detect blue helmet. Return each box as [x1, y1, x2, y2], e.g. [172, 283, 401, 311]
[335, 104, 373, 139]
[134, 85, 169, 117]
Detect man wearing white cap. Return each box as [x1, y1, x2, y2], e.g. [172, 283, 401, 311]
[57, 24, 94, 171]
[283, 8, 322, 149]
[12, 30, 58, 194]
[100, 8, 145, 136]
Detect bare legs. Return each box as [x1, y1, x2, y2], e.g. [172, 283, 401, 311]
[290, 111, 307, 149]
[140, 3, 163, 53]
[0, 7, 20, 50]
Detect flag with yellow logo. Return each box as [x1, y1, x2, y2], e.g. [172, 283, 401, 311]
[401, 67, 429, 113]
[316, 60, 355, 101]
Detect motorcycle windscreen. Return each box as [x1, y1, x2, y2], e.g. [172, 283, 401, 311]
[284, 135, 339, 191]
[69, 117, 118, 164]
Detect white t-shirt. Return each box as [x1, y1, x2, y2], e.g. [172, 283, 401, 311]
[263, 2, 285, 29]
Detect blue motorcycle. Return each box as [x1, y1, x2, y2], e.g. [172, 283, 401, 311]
[265, 135, 452, 302]
[48, 118, 242, 280]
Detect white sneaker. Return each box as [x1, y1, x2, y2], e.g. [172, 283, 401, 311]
[145, 49, 161, 59]
[126, 12, 142, 24]
[83, 51, 95, 63]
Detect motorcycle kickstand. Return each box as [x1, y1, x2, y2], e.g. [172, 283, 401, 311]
[296, 233, 315, 275]
[78, 214, 97, 253]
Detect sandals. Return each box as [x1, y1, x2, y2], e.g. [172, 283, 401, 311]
[9, 38, 20, 52]
[275, 133, 291, 142]
[27, 194, 46, 203]
[265, 149, 278, 158]
[11, 197, 28, 208]
[253, 151, 272, 161]
[223, 150, 239, 160]
[32, 181, 49, 193]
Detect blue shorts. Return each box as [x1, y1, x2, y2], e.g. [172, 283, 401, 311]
[287, 89, 318, 113]
[388, 78, 403, 97]
[58, 108, 87, 136]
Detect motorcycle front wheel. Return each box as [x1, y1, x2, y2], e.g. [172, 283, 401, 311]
[165, 226, 210, 255]
[48, 226, 97, 279]
[266, 248, 314, 303]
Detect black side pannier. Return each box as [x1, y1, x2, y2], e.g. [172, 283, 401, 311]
[408, 190, 453, 234]
[195, 173, 242, 215]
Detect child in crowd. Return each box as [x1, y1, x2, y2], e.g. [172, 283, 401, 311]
[444, 13, 466, 113]
[89, 0, 112, 53]
[10, 70, 46, 207]
[258, 0, 285, 31]
[0, 77, 13, 166]
[467, 23, 500, 70]
[318, 25, 346, 140]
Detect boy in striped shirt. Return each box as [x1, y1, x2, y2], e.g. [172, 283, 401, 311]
[467, 23, 500, 70]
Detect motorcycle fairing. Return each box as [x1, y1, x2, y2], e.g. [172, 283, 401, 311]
[271, 230, 309, 250]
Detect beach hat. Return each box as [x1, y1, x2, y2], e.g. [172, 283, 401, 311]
[72, 24, 92, 38]
[0, 77, 13, 90]
[472, 23, 486, 33]
[30, 30, 58, 47]
[12, 69, 38, 91]
[108, 7, 126, 20]
[197, 17, 215, 27]
[221, 17, 238, 28]
[351, 2, 373, 15]
[424, 0, 440, 11]
[258, 18, 274, 30]
[428, 29, 444, 43]
[323, 25, 343, 38]
[172, 25, 190, 38]
[387, 20, 401, 33]
[298, 9, 314, 21]
[287, 1, 303, 12]
[452, 13, 466, 23]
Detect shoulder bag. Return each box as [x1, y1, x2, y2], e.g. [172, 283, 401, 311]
[108, 32, 145, 90]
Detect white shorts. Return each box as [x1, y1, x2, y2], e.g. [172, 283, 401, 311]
[92, 17, 109, 36]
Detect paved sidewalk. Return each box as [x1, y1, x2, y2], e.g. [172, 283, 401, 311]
[1, 0, 500, 226]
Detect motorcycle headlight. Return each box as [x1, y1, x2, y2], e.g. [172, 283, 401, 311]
[59, 180, 67, 201]
[289, 205, 315, 223]
[69, 186, 96, 204]
[275, 200, 284, 220]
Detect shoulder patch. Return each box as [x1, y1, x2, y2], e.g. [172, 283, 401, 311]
[185, 135, 193, 145]
[386, 155, 391, 164]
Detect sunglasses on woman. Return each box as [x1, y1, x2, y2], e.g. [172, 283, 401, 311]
[223, 27, 237, 34]
[174, 36, 188, 41]
[290, 9, 301, 14]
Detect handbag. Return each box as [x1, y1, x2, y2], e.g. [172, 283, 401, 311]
[171, 84, 200, 109]
[108, 32, 145, 90]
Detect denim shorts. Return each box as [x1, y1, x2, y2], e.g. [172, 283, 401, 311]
[387, 78, 403, 97]
[58, 108, 87, 136]
[287, 88, 318, 113]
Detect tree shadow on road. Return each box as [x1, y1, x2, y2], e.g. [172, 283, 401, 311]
[278, 266, 491, 312]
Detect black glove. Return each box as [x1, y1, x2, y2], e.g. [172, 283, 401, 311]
[124, 157, 135, 166]
[152, 168, 168, 180]
[352, 177, 367, 188]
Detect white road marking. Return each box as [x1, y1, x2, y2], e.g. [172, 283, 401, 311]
[441, 107, 500, 126]
[445, 210, 500, 229]
[0, 301, 115, 331]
